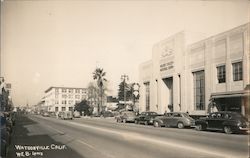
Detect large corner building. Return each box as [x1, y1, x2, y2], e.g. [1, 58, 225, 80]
[44, 86, 88, 112]
[139, 23, 249, 117]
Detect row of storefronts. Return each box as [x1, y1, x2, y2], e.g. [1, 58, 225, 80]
[139, 23, 249, 117]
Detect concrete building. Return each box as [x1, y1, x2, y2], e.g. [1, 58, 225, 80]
[139, 23, 249, 117]
[44, 86, 88, 112]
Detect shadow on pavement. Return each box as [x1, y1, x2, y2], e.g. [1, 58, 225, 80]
[7, 114, 84, 158]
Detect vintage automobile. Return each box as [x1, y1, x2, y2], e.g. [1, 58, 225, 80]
[195, 111, 249, 134]
[134, 111, 160, 125]
[116, 111, 136, 123]
[100, 111, 114, 118]
[58, 111, 73, 120]
[73, 111, 81, 118]
[153, 112, 195, 128]
[42, 112, 50, 117]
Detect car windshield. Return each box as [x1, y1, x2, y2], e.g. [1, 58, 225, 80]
[150, 112, 158, 115]
[182, 113, 190, 118]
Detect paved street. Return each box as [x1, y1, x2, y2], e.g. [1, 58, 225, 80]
[8, 114, 249, 158]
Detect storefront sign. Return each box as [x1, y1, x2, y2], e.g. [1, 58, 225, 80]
[160, 61, 174, 71]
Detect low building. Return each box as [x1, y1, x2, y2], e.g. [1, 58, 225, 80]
[139, 23, 249, 117]
[44, 86, 88, 112]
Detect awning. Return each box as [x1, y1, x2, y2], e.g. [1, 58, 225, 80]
[211, 90, 249, 99]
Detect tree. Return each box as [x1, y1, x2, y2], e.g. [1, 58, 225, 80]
[118, 81, 133, 101]
[93, 68, 107, 114]
[74, 99, 92, 116]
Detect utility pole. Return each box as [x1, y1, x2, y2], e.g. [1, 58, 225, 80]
[121, 74, 129, 108]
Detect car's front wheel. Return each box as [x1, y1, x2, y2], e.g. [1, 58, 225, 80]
[224, 126, 233, 134]
[122, 119, 127, 123]
[177, 122, 184, 129]
[153, 121, 160, 127]
[196, 124, 204, 131]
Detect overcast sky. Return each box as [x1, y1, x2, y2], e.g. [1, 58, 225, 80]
[1, 0, 249, 106]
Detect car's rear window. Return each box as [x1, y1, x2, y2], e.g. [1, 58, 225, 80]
[124, 112, 135, 116]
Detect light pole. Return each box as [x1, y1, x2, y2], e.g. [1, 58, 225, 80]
[121, 74, 129, 107]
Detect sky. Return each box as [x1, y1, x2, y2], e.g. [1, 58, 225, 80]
[1, 0, 249, 106]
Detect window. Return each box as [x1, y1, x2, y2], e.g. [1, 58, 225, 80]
[55, 107, 58, 112]
[69, 107, 73, 111]
[62, 88, 67, 93]
[68, 95, 73, 99]
[144, 82, 150, 111]
[62, 100, 67, 104]
[55, 88, 59, 93]
[217, 65, 226, 83]
[82, 95, 87, 100]
[55, 100, 59, 104]
[62, 94, 67, 99]
[62, 107, 66, 111]
[193, 71, 205, 110]
[75, 89, 80, 93]
[75, 95, 80, 99]
[55, 94, 58, 98]
[68, 89, 73, 93]
[68, 100, 73, 105]
[232, 62, 243, 81]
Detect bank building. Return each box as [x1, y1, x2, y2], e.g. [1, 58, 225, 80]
[139, 23, 249, 117]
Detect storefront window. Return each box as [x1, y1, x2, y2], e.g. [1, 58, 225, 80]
[232, 62, 243, 81]
[193, 70, 205, 110]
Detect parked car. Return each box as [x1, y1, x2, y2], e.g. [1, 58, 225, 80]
[153, 112, 195, 128]
[42, 112, 50, 117]
[195, 111, 249, 134]
[135, 111, 160, 125]
[116, 111, 136, 123]
[73, 111, 81, 118]
[58, 111, 73, 120]
[100, 111, 114, 118]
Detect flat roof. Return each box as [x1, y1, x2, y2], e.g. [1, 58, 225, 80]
[45, 86, 87, 93]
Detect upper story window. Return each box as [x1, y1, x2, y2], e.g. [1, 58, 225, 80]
[217, 65, 226, 83]
[55, 88, 59, 93]
[62, 94, 67, 98]
[75, 89, 80, 93]
[75, 95, 80, 99]
[62, 88, 67, 93]
[62, 100, 67, 104]
[232, 62, 243, 81]
[68, 89, 73, 93]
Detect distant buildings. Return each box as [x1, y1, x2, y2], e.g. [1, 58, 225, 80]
[139, 23, 249, 117]
[43, 86, 88, 112]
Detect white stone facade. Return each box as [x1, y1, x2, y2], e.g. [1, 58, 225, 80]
[139, 23, 249, 116]
[44, 87, 88, 112]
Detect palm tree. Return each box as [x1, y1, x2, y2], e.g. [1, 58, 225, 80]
[93, 68, 107, 114]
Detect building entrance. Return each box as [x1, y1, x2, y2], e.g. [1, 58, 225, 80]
[163, 77, 173, 112]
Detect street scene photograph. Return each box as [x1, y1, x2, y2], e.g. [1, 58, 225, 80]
[0, 0, 249, 158]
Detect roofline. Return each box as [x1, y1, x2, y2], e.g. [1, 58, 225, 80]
[45, 86, 87, 93]
[188, 22, 249, 47]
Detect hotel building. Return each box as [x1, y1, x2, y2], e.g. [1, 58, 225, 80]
[44, 86, 88, 112]
[139, 23, 249, 117]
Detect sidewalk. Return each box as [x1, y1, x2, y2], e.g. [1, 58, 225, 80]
[7, 114, 83, 158]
